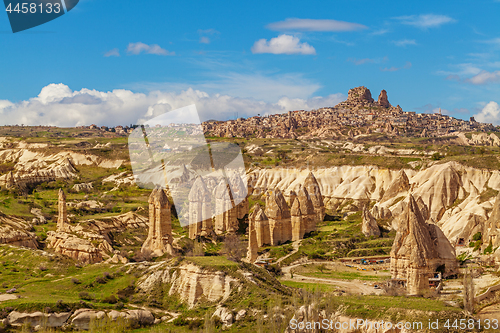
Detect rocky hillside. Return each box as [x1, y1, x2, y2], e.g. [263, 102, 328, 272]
[203, 86, 496, 139]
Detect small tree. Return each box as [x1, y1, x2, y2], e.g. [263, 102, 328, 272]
[316, 264, 327, 274]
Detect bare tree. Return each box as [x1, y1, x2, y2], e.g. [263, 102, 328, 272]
[463, 268, 475, 313]
[222, 234, 245, 261]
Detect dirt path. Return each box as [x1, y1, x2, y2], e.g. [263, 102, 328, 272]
[276, 240, 302, 264]
[0, 294, 17, 302]
[478, 303, 500, 321]
[281, 260, 383, 295]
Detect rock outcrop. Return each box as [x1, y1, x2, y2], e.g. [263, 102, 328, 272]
[46, 231, 102, 264]
[0, 149, 123, 190]
[137, 262, 239, 309]
[72, 183, 93, 192]
[381, 170, 410, 203]
[361, 206, 380, 237]
[0, 213, 37, 249]
[6, 311, 71, 328]
[483, 193, 500, 250]
[391, 195, 458, 295]
[188, 177, 213, 239]
[377, 89, 391, 108]
[141, 188, 174, 257]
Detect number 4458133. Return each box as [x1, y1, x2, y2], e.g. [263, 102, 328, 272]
[5, 2, 61, 14]
[444, 318, 499, 330]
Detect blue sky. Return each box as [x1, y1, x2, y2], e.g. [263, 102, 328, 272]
[1, 0, 500, 126]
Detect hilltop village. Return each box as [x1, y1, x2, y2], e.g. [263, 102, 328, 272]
[203, 86, 495, 139]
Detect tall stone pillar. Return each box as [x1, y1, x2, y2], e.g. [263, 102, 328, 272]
[304, 171, 325, 227]
[142, 188, 173, 256]
[57, 188, 68, 232]
[246, 215, 258, 263]
[291, 198, 304, 241]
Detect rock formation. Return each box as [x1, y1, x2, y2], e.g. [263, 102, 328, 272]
[391, 195, 458, 295]
[246, 214, 258, 262]
[264, 189, 291, 246]
[188, 177, 213, 239]
[57, 189, 69, 232]
[138, 262, 239, 309]
[46, 232, 102, 264]
[72, 183, 93, 192]
[483, 193, 500, 250]
[296, 186, 315, 235]
[214, 179, 238, 235]
[290, 198, 304, 241]
[377, 89, 391, 108]
[304, 171, 325, 226]
[346, 86, 374, 105]
[228, 172, 249, 219]
[381, 170, 410, 203]
[141, 188, 174, 257]
[0, 213, 38, 249]
[250, 204, 270, 247]
[361, 206, 380, 237]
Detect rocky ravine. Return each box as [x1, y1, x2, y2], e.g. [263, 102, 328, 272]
[248, 161, 500, 250]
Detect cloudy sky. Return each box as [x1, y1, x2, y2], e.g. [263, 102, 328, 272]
[1, 0, 500, 126]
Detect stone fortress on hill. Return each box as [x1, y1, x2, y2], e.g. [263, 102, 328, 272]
[203, 86, 495, 139]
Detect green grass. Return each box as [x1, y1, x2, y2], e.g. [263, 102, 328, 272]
[184, 256, 239, 270]
[280, 280, 338, 292]
[0, 245, 136, 312]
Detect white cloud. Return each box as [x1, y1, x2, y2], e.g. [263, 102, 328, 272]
[473, 101, 500, 124]
[465, 70, 500, 85]
[199, 36, 210, 44]
[126, 42, 174, 56]
[0, 83, 345, 127]
[129, 72, 322, 102]
[251, 34, 316, 55]
[104, 48, 120, 57]
[394, 14, 456, 29]
[266, 18, 367, 32]
[392, 39, 417, 47]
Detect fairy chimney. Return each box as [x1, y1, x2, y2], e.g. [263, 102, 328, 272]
[291, 198, 305, 241]
[246, 214, 259, 263]
[297, 186, 316, 234]
[264, 189, 291, 245]
[390, 195, 453, 295]
[188, 177, 213, 239]
[250, 204, 270, 247]
[229, 173, 249, 219]
[214, 179, 238, 235]
[142, 188, 173, 257]
[57, 189, 68, 232]
[362, 206, 381, 237]
[304, 172, 325, 225]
